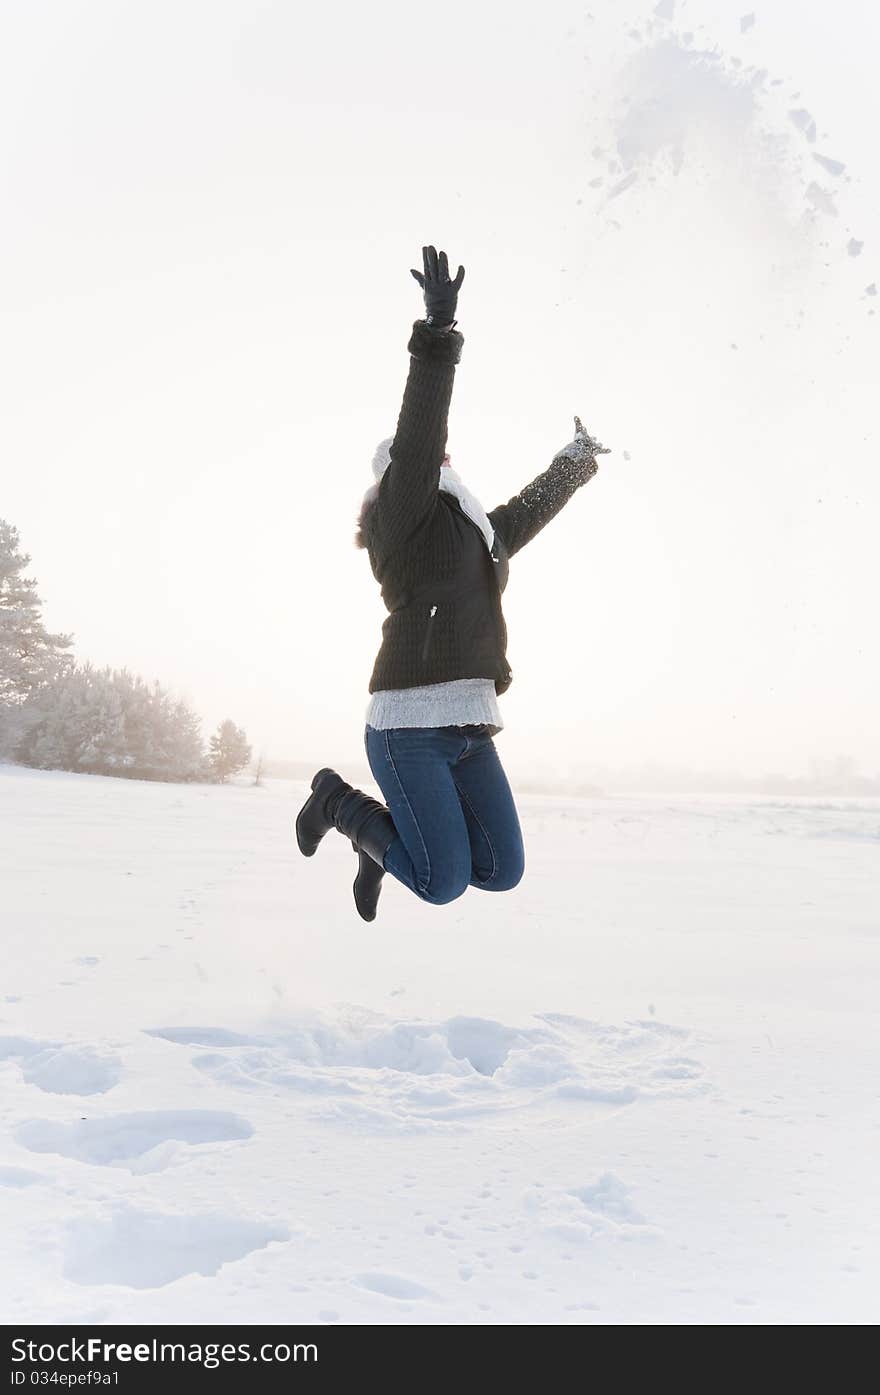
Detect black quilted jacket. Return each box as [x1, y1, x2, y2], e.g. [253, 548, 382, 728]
[355, 319, 596, 696]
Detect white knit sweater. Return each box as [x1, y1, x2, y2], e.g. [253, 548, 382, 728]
[365, 677, 503, 734]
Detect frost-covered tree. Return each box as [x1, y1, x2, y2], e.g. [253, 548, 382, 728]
[17, 664, 118, 772]
[17, 664, 205, 781]
[0, 520, 72, 752]
[206, 720, 252, 783]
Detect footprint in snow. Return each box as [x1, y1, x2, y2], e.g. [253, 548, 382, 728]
[16, 1110, 253, 1173]
[64, 1207, 288, 1289]
[0, 1165, 47, 1188]
[0, 1036, 121, 1096]
[353, 1273, 438, 1301]
[526, 1172, 661, 1246]
[140, 1008, 707, 1134]
[145, 1026, 258, 1047]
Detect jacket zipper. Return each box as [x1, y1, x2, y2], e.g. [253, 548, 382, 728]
[420, 604, 438, 663]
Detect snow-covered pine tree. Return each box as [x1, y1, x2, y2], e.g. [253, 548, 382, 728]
[17, 663, 91, 771]
[0, 519, 73, 753]
[206, 720, 252, 783]
[17, 663, 205, 781]
[19, 665, 124, 773]
[150, 688, 204, 782]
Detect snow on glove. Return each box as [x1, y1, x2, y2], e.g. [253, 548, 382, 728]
[553, 414, 611, 480]
[410, 244, 465, 327]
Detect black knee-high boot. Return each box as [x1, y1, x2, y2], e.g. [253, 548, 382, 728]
[295, 768, 397, 922]
[295, 768, 349, 857]
[333, 786, 398, 923]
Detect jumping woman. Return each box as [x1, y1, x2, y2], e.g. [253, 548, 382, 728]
[295, 245, 609, 921]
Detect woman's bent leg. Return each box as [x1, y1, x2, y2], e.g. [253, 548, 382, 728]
[364, 726, 474, 906]
[451, 730, 525, 892]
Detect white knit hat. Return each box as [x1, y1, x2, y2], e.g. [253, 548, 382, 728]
[367, 437, 493, 552]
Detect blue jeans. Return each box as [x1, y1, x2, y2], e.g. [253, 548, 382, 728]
[364, 724, 525, 905]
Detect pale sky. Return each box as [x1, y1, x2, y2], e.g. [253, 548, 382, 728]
[2, 0, 878, 784]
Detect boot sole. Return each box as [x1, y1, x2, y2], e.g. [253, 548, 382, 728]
[295, 811, 319, 857]
[353, 846, 384, 922]
[353, 885, 377, 921]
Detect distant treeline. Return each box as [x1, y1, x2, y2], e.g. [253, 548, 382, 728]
[0, 518, 251, 783]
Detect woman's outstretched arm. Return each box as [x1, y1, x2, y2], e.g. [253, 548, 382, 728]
[488, 416, 610, 559]
[374, 247, 465, 557]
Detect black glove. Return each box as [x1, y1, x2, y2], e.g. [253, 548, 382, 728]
[410, 245, 465, 327]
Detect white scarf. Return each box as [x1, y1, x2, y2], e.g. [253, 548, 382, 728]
[366, 437, 495, 552]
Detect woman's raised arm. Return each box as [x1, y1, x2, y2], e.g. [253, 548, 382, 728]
[488, 416, 610, 559]
[374, 247, 465, 557]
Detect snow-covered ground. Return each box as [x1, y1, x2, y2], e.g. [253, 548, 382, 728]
[1, 762, 878, 1325]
